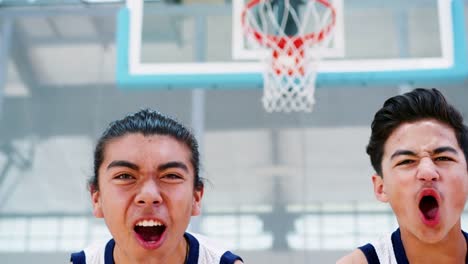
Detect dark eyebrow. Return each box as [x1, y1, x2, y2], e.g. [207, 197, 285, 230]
[390, 146, 459, 160]
[107, 160, 139, 171]
[390, 150, 416, 160]
[158, 161, 189, 173]
[433, 146, 458, 155]
[106, 160, 189, 172]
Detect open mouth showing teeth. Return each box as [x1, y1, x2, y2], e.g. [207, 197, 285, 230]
[134, 220, 166, 242]
[419, 195, 439, 220]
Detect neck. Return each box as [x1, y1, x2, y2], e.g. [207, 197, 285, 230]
[114, 236, 188, 264]
[400, 223, 466, 264]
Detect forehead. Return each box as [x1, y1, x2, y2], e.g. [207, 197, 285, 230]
[103, 133, 192, 166]
[384, 119, 459, 154]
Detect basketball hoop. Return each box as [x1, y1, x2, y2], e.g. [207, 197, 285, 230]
[242, 0, 336, 112]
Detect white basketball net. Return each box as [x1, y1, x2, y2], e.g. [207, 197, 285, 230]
[242, 0, 336, 112]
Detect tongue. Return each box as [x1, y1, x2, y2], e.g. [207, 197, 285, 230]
[135, 226, 165, 242]
[420, 196, 438, 220]
[425, 207, 438, 220]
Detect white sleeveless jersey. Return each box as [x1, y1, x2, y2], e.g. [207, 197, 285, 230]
[359, 232, 399, 264]
[70, 232, 242, 264]
[359, 228, 468, 264]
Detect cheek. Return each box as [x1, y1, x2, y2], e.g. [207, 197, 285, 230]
[101, 189, 130, 217]
[385, 177, 413, 212]
[390, 172, 414, 188]
[447, 175, 468, 205]
[100, 194, 133, 238]
[385, 177, 406, 197]
[164, 189, 195, 212]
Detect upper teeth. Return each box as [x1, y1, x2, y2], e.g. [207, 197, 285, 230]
[136, 220, 163, 227]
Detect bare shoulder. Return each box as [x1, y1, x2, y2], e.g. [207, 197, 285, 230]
[336, 249, 368, 264]
[234, 260, 243, 264]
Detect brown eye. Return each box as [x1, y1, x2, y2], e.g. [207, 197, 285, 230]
[435, 156, 452, 162]
[164, 174, 182, 180]
[114, 173, 135, 180]
[397, 159, 414, 166]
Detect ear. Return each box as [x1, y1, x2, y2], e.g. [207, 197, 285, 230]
[191, 186, 204, 216]
[91, 189, 104, 218]
[372, 174, 389, 203]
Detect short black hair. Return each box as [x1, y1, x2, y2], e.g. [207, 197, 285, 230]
[366, 88, 468, 176]
[90, 109, 203, 191]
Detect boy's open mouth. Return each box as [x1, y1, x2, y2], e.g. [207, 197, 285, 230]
[134, 220, 166, 243]
[419, 195, 439, 221]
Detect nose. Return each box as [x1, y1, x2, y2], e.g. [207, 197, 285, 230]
[135, 179, 163, 206]
[416, 157, 440, 182]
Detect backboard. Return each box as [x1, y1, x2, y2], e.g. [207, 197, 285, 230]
[116, 0, 467, 88]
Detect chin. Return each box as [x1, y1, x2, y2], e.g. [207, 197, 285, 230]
[415, 226, 447, 244]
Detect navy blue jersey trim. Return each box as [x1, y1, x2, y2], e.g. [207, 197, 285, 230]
[71, 234, 244, 264]
[391, 228, 409, 264]
[184, 232, 200, 264]
[70, 250, 86, 264]
[358, 243, 380, 264]
[220, 251, 243, 264]
[462, 230, 468, 263]
[104, 239, 115, 264]
[393, 228, 468, 264]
